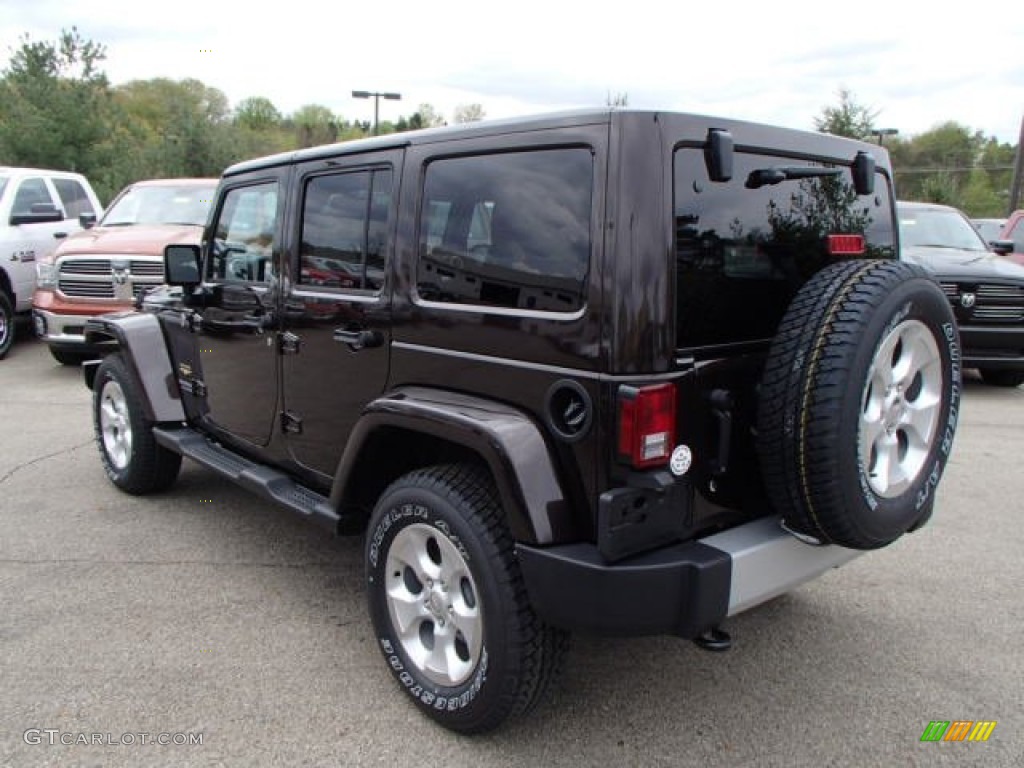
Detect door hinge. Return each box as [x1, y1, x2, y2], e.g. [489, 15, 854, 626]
[281, 411, 303, 435]
[180, 310, 203, 334]
[279, 331, 301, 355]
[179, 377, 207, 398]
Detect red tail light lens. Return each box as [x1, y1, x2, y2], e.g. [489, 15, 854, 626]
[827, 234, 866, 256]
[618, 383, 676, 469]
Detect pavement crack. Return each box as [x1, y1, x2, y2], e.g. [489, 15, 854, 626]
[0, 439, 94, 486]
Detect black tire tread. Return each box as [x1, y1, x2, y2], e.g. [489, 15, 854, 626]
[978, 368, 1024, 388]
[758, 260, 950, 548]
[50, 346, 90, 366]
[373, 463, 566, 733]
[93, 354, 182, 495]
[0, 291, 14, 360]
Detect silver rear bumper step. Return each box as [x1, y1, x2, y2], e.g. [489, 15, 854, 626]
[701, 516, 862, 617]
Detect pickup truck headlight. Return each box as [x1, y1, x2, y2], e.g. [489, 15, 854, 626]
[36, 260, 57, 289]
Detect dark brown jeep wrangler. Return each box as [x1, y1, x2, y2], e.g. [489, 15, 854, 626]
[83, 110, 961, 733]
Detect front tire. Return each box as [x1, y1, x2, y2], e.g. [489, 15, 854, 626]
[365, 464, 566, 733]
[93, 354, 182, 494]
[50, 346, 91, 366]
[0, 291, 14, 360]
[978, 368, 1024, 388]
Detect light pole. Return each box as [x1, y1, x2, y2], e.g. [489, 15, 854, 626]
[871, 128, 898, 146]
[352, 90, 402, 135]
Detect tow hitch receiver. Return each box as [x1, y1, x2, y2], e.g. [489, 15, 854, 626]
[694, 626, 732, 652]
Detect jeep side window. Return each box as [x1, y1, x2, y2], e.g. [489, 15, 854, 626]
[52, 178, 96, 219]
[209, 183, 279, 283]
[673, 147, 894, 347]
[12, 177, 56, 216]
[299, 168, 392, 292]
[416, 148, 593, 313]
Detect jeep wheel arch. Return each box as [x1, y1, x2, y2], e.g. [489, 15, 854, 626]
[332, 387, 578, 546]
[757, 260, 960, 549]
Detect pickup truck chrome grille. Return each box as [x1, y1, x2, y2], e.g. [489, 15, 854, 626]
[939, 282, 1024, 324]
[56, 256, 164, 300]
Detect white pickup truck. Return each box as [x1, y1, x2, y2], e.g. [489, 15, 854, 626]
[0, 167, 103, 359]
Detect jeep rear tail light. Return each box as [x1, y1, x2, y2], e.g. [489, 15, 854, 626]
[827, 234, 866, 256]
[618, 383, 676, 469]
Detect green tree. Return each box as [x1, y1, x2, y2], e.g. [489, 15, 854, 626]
[114, 78, 235, 179]
[0, 27, 114, 189]
[814, 87, 878, 141]
[234, 96, 282, 130]
[292, 104, 338, 147]
[453, 103, 486, 124]
[414, 103, 446, 128]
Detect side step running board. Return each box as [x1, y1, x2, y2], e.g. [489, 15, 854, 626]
[153, 426, 341, 533]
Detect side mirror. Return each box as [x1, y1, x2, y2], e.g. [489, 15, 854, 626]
[165, 244, 202, 287]
[704, 128, 734, 182]
[990, 239, 1015, 256]
[80, 212, 98, 229]
[10, 203, 64, 226]
[851, 151, 875, 196]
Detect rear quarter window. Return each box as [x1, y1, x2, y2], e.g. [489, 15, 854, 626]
[416, 148, 593, 313]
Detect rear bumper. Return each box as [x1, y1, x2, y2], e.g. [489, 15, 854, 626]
[516, 516, 861, 638]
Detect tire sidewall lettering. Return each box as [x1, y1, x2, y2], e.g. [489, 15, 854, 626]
[368, 484, 494, 717]
[851, 283, 958, 532]
[377, 640, 490, 713]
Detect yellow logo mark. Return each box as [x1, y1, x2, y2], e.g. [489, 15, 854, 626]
[922, 720, 996, 742]
[968, 721, 997, 742]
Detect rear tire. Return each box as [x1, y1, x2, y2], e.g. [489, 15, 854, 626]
[50, 346, 91, 366]
[757, 261, 961, 549]
[0, 291, 14, 360]
[978, 368, 1024, 388]
[365, 464, 566, 733]
[93, 354, 182, 494]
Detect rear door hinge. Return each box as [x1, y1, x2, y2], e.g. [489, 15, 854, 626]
[181, 310, 203, 334]
[279, 331, 301, 355]
[281, 411, 303, 435]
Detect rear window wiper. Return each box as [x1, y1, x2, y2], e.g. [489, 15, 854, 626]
[745, 166, 842, 189]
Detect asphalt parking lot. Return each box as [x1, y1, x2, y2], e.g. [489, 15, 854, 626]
[1, 336, 1022, 768]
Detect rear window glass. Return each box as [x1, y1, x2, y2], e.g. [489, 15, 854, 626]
[53, 178, 96, 218]
[673, 148, 895, 347]
[416, 148, 593, 313]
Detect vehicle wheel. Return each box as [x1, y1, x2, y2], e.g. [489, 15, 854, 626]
[757, 261, 961, 549]
[93, 354, 182, 494]
[978, 368, 1024, 388]
[49, 346, 90, 366]
[365, 464, 566, 733]
[0, 291, 14, 360]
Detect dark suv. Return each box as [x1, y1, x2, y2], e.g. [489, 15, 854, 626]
[898, 200, 1024, 387]
[82, 110, 961, 733]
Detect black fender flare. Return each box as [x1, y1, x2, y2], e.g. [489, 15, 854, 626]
[82, 312, 185, 423]
[332, 386, 575, 545]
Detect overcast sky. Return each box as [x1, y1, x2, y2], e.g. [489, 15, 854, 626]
[2, 0, 1022, 143]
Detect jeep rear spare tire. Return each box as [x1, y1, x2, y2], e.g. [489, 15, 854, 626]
[757, 260, 960, 549]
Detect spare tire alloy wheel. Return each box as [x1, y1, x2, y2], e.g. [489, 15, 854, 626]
[365, 465, 565, 734]
[757, 261, 961, 550]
